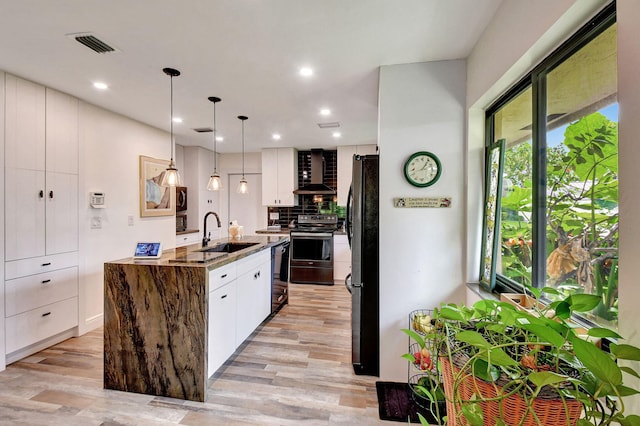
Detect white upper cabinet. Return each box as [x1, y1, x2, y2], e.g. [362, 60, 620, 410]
[261, 148, 298, 206]
[5, 74, 46, 170]
[45, 88, 79, 174]
[337, 144, 376, 206]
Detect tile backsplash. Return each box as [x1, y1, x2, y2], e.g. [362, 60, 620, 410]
[268, 149, 343, 227]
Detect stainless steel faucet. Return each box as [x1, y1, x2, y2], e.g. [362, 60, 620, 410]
[202, 211, 222, 246]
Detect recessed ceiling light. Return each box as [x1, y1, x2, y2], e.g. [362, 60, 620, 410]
[332, 131, 342, 139]
[272, 133, 281, 140]
[172, 117, 183, 123]
[299, 67, 313, 77]
[93, 82, 108, 90]
[320, 108, 331, 116]
[216, 136, 224, 142]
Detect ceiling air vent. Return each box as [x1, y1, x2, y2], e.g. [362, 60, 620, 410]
[317, 122, 340, 129]
[193, 127, 213, 133]
[67, 32, 119, 54]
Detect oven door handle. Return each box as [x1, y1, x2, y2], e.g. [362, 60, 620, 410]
[345, 273, 352, 294]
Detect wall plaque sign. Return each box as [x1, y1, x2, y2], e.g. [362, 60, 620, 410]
[393, 197, 452, 208]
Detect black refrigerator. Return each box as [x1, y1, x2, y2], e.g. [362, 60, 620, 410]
[345, 154, 379, 376]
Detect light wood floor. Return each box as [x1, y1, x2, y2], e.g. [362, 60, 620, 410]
[0, 284, 389, 425]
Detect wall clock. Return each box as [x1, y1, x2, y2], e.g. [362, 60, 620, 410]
[403, 151, 441, 187]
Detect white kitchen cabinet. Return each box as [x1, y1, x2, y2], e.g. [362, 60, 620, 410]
[235, 250, 271, 346]
[5, 266, 78, 317]
[336, 144, 377, 206]
[5, 296, 78, 354]
[208, 280, 237, 377]
[333, 234, 351, 283]
[176, 231, 200, 248]
[46, 88, 79, 174]
[3, 75, 79, 361]
[261, 148, 298, 206]
[4, 74, 46, 170]
[207, 248, 271, 376]
[4, 76, 79, 261]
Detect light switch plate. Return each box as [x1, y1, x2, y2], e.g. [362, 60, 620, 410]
[91, 217, 102, 229]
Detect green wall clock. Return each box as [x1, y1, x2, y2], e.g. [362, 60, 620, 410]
[403, 151, 442, 187]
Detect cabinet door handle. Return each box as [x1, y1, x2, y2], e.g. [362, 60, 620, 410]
[39, 190, 44, 198]
[49, 190, 54, 199]
[220, 273, 227, 279]
[42, 312, 51, 317]
[41, 262, 52, 267]
[254, 271, 260, 279]
[220, 294, 227, 299]
[41, 279, 51, 284]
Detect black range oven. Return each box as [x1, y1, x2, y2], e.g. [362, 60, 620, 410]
[289, 214, 337, 286]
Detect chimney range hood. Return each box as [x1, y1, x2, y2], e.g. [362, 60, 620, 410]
[293, 149, 336, 195]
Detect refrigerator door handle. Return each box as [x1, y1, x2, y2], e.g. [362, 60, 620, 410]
[345, 273, 352, 294]
[346, 184, 353, 248]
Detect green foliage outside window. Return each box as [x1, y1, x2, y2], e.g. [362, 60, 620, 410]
[501, 112, 619, 324]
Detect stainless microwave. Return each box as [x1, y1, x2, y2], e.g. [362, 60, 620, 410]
[176, 186, 187, 212]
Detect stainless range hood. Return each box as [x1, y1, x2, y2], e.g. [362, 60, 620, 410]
[293, 149, 336, 195]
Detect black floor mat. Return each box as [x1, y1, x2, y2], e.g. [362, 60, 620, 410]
[375, 381, 443, 424]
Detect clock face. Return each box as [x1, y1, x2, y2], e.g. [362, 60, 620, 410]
[404, 152, 441, 187]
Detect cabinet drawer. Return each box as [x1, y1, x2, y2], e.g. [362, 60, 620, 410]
[5, 297, 78, 354]
[176, 232, 200, 247]
[5, 266, 78, 317]
[5, 251, 78, 280]
[208, 262, 237, 292]
[237, 249, 270, 276]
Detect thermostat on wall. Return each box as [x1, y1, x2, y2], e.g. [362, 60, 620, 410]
[90, 192, 106, 208]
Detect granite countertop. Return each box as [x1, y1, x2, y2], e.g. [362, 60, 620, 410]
[106, 235, 289, 269]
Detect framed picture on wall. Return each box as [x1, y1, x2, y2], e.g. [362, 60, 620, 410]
[479, 139, 505, 291]
[139, 155, 176, 217]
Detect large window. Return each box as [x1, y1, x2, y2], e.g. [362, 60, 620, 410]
[486, 5, 618, 327]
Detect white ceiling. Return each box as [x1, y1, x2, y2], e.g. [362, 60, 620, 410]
[0, 0, 502, 153]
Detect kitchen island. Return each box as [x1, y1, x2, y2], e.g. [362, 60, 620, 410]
[103, 235, 287, 402]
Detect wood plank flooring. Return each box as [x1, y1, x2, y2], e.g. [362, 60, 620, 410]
[0, 284, 389, 425]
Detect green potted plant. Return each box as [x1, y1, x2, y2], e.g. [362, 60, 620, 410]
[426, 286, 640, 426]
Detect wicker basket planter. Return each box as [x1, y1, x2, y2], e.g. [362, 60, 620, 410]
[440, 354, 582, 426]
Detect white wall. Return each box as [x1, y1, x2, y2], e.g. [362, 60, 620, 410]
[378, 60, 466, 380]
[78, 102, 176, 333]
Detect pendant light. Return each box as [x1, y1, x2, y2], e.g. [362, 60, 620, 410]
[160, 67, 182, 187]
[237, 115, 249, 194]
[206, 96, 222, 191]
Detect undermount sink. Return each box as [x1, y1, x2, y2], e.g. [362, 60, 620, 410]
[198, 241, 259, 253]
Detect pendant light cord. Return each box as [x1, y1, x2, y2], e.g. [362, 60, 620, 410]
[170, 74, 174, 162]
[213, 101, 217, 173]
[241, 119, 245, 176]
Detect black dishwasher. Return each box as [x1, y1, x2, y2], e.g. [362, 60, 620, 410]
[271, 240, 290, 313]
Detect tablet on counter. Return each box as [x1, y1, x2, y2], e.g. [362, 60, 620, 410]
[133, 242, 163, 259]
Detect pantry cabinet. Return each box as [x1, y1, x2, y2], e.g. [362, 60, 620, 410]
[3, 74, 79, 361]
[261, 147, 298, 206]
[4, 78, 79, 261]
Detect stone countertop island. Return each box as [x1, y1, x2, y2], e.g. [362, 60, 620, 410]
[103, 235, 287, 402]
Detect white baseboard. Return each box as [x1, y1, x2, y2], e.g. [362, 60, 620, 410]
[79, 313, 103, 335]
